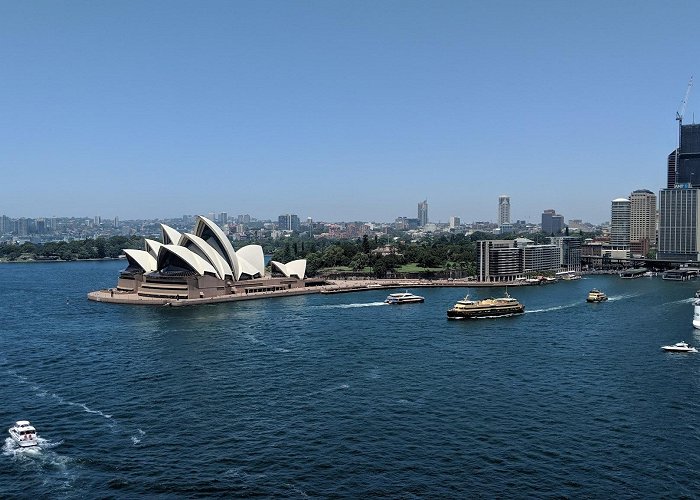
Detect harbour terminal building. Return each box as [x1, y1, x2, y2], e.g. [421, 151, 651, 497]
[93, 216, 310, 304]
[477, 238, 562, 282]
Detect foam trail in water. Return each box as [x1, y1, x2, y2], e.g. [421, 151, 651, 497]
[131, 429, 146, 445]
[667, 297, 696, 305]
[608, 293, 640, 302]
[314, 302, 387, 310]
[526, 303, 579, 314]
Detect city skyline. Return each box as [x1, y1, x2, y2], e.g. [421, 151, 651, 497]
[2, 2, 698, 223]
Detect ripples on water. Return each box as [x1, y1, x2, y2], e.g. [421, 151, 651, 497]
[1, 261, 700, 497]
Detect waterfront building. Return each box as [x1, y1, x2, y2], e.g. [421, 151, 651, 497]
[658, 187, 700, 261]
[498, 195, 510, 225]
[629, 189, 656, 257]
[477, 240, 522, 282]
[417, 200, 428, 227]
[110, 215, 308, 301]
[541, 209, 564, 235]
[549, 236, 582, 271]
[476, 239, 560, 282]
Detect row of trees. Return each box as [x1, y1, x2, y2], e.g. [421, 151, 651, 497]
[2, 230, 597, 278]
[0, 236, 144, 261]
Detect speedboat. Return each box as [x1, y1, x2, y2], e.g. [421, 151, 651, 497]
[447, 291, 524, 319]
[586, 289, 608, 303]
[385, 291, 424, 304]
[661, 341, 698, 353]
[8, 420, 38, 447]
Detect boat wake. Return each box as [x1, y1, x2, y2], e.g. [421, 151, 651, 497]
[526, 303, 579, 314]
[314, 302, 387, 309]
[6, 369, 144, 445]
[608, 293, 640, 302]
[3, 436, 75, 490]
[666, 297, 696, 305]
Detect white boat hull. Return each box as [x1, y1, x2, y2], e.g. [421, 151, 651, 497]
[694, 302, 700, 329]
[8, 431, 37, 447]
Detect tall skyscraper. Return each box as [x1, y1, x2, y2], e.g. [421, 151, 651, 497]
[658, 187, 700, 260]
[449, 216, 460, 229]
[674, 124, 700, 186]
[629, 189, 656, 256]
[610, 198, 631, 247]
[498, 195, 510, 225]
[417, 200, 428, 227]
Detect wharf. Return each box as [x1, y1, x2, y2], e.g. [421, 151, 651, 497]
[88, 278, 546, 306]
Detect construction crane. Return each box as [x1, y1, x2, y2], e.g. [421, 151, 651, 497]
[677, 77, 694, 124]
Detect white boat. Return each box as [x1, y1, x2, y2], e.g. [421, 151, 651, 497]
[693, 299, 700, 329]
[661, 341, 698, 353]
[8, 420, 38, 447]
[385, 291, 424, 304]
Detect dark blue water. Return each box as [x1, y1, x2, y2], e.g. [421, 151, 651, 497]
[2, 261, 700, 498]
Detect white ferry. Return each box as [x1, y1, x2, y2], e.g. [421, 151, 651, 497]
[385, 292, 425, 304]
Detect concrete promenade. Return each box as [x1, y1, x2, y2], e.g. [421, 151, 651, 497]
[87, 278, 540, 307]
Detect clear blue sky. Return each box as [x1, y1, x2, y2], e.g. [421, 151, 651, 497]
[1, 0, 698, 224]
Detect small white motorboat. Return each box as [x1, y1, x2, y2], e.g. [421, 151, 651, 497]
[385, 292, 425, 304]
[8, 420, 38, 447]
[661, 341, 698, 353]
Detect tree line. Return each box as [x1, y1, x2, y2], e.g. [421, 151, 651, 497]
[0, 236, 144, 261]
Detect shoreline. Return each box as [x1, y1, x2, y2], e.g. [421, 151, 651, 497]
[87, 277, 561, 307]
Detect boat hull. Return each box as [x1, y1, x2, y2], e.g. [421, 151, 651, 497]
[447, 305, 525, 319]
[385, 298, 424, 304]
[8, 431, 37, 447]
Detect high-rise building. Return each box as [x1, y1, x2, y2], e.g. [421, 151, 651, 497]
[668, 150, 677, 188]
[629, 189, 656, 256]
[675, 124, 700, 187]
[449, 216, 460, 229]
[541, 209, 564, 235]
[220, 212, 228, 225]
[610, 198, 631, 247]
[498, 195, 510, 225]
[417, 200, 428, 227]
[278, 214, 300, 231]
[658, 187, 700, 261]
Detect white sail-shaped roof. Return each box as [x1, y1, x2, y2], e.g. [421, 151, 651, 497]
[180, 233, 233, 280]
[285, 259, 307, 279]
[270, 259, 307, 279]
[193, 216, 244, 279]
[123, 249, 157, 273]
[161, 224, 182, 245]
[157, 244, 218, 276]
[144, 239, 163, 259]
[236, 245, 265, 277]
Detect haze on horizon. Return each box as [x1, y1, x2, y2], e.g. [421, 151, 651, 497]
[1, 1, 698, 225]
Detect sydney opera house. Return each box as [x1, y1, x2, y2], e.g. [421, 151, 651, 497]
[91, 216, 313, 304]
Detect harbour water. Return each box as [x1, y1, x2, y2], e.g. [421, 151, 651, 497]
[2, 261, 700, 497]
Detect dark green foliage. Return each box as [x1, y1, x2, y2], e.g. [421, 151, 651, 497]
[0, 235, 144, 261]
